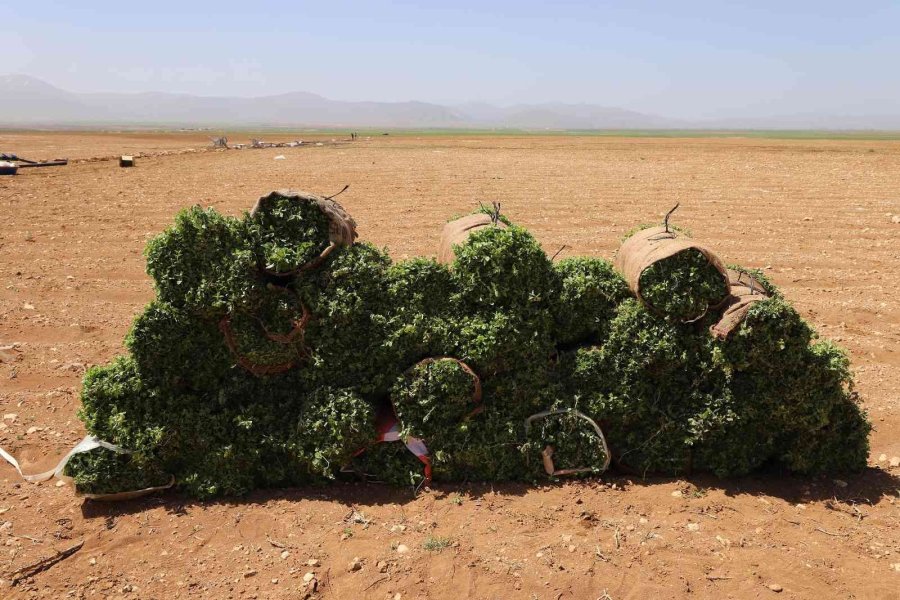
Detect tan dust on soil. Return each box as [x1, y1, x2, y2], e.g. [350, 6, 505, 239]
[0, 131, 898, 599]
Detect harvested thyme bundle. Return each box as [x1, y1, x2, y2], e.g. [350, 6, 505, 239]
[522, 410, 609, 477]
[638, 248, 730, 322]
[246, 191, 332, 274]
[66, 192, 870, 499]
[616, 225, 729, 322]
[391, 358, 481, 443]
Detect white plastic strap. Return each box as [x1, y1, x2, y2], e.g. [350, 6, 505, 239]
[377, 422, 429, 458]
[0, 436, 174, 500]
[403, 437, 428, 458]
[0, 435, 130, 483]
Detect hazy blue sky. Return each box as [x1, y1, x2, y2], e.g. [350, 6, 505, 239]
[2, 1, 898, 118]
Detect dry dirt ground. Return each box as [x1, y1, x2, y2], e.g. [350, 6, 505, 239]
[0, 131, 898, 599]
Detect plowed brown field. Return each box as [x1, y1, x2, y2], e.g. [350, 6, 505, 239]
[1, 131, 898, 599]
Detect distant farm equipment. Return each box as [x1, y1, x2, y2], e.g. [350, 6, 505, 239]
[210, 135, 359, 151]
[0, 153, 68, 173]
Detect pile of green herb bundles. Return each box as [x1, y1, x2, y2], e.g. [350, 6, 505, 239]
[66, 192, 870, 498]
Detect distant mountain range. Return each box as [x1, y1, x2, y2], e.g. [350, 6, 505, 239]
[1, 74, 898, 130]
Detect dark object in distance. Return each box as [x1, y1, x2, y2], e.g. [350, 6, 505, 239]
[1, 154, 69, 169]
[119, 156, 134, 167]
[17, 159, 68, 168]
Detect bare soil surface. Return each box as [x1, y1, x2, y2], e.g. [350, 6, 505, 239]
[0, 131, 898, 599]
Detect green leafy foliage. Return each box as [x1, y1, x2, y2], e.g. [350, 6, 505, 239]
[387, 258, 455, 319]
[450, 311, 554, 377]
[565, 300, 734, 476]
[780, 389, 870, 474]
[64, 447, 170, 496]
[126, 301, 234, 391]
[553, 257, 630, 346]
[392, 358, 480, 443]
[425, 368, 564, 483]
[70, 197, 871, 499]
[286, 388, 377, 480]
[245, 193, 331, 274]
[451, 225, 555, 315]
[76, 356, 174, 455]
[292, 242, 398, 395]
[225, 287, 308, 371]
[349, 441, 427, 489]
[638, 248, 728, 321]
[718, 298, 811, 371]
[73, 355, 377, 498]
[385, 258, 456, 366]
[422, 536, 453, 551]
[428, 407, 531, 482]
[522, 411, 608, 478]
[145, 206, 255, 315]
